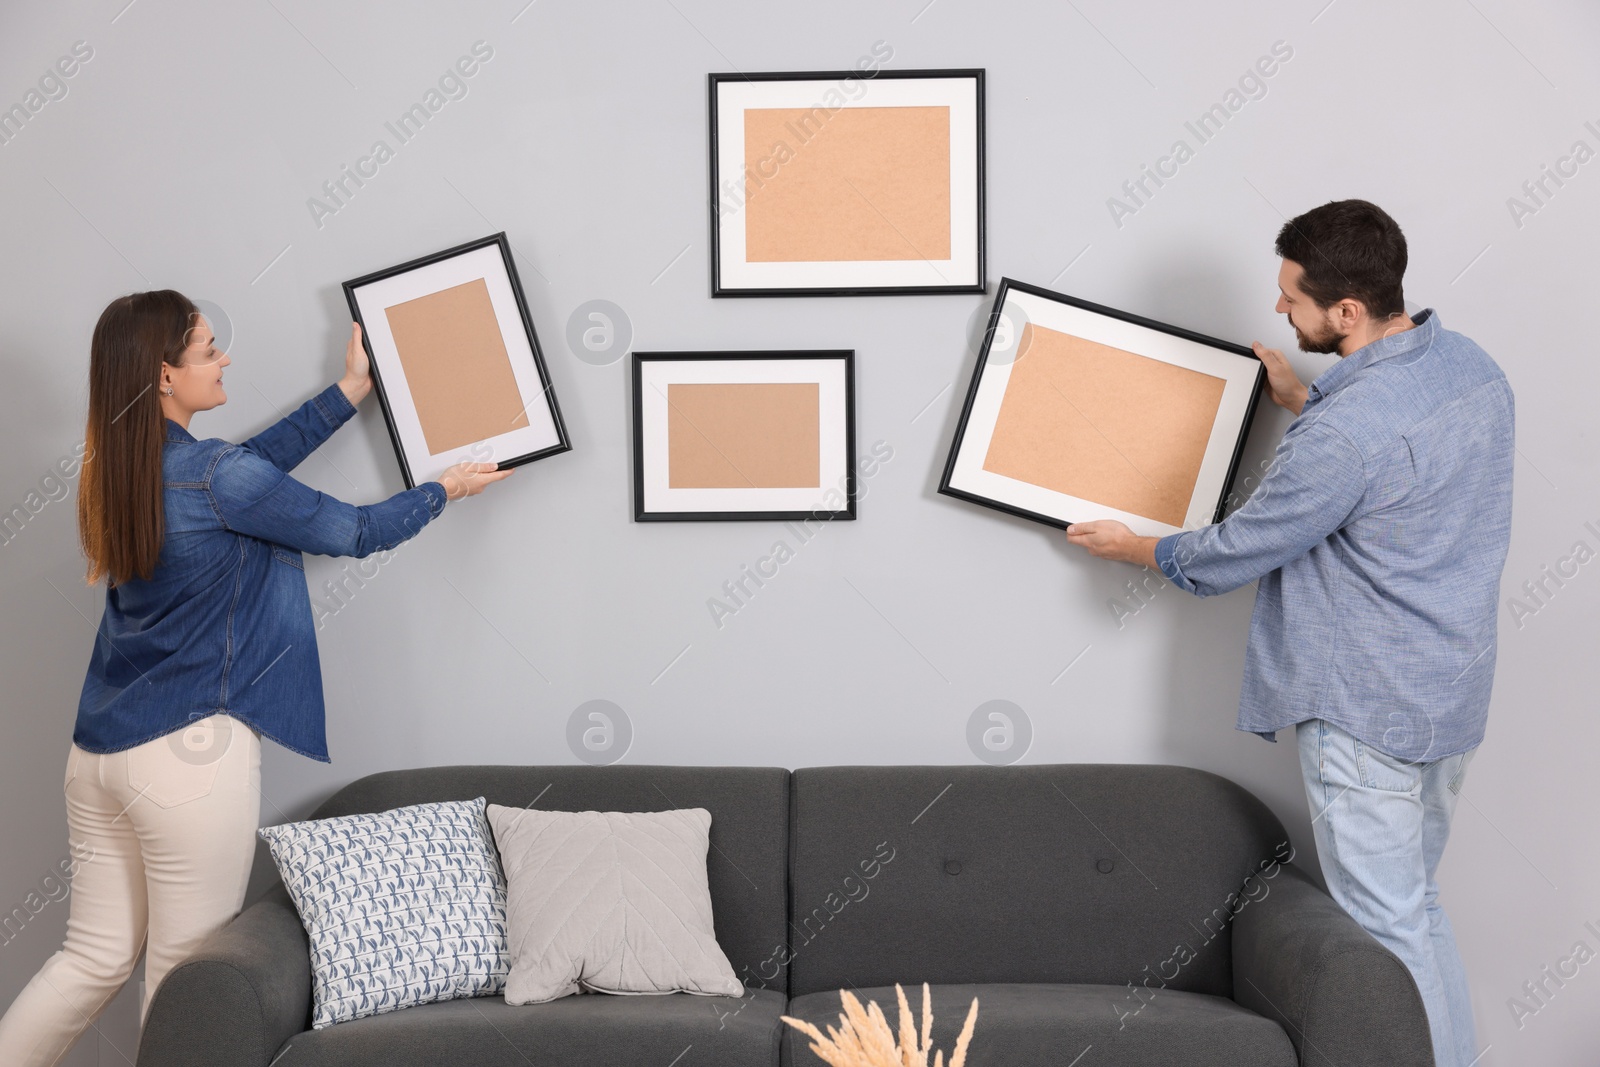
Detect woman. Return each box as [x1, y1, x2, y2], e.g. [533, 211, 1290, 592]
[0, 290, 512, 1065]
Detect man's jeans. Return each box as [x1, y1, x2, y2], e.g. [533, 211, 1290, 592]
[1296, 718, 1479, 1067]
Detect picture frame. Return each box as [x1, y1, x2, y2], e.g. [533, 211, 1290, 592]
[342, 231, 571, 489]
[708, 69, 985, 297]
[632, 350, 856, 522]
[939, 279, 1265, 537]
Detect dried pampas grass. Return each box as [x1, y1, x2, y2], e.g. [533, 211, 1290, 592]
[781, 982, 979, 1067]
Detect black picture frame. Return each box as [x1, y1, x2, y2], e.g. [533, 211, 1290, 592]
[939, 278, 1265, 533]
[632, 350, 857, 522]
[342, 231, 571, 489]
[708, 69, 986, 298]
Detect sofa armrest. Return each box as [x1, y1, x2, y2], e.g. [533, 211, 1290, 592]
[1231, 864, 1434, 1067]
[137, 885, 311, 1067]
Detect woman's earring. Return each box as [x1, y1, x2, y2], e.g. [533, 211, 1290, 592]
[161, 384, 175, 396]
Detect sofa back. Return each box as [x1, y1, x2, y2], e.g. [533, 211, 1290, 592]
[786, 764, 1289, 1000]
[309, 764, 793, 995]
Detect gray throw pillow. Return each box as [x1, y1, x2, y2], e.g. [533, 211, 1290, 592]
[485, 805, 743, 1005]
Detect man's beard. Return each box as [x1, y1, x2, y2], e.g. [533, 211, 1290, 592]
[1292, 316, 1345, 355]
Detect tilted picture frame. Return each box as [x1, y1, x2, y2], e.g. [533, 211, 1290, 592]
[940, 278, 1264, 537]
[343, 232, 571, 489]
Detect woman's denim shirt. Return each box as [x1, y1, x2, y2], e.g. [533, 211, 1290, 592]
[74, 384, 447, 761]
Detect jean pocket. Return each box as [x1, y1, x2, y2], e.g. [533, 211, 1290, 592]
[1447, 748, 1477, 795]
[1354, 740, 1423, 794]
[125, 719, 235, 808]
[64, 744, 82, 793]
[271, 546, 304, 570]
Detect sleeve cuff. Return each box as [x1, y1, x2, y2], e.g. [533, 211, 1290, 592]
[313, 382, 358, 427]
[418, 481, 448, 518]
[1154, 533, 1198, 594]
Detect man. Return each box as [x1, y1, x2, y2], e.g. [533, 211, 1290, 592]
[1065, 199, 1514, 1067]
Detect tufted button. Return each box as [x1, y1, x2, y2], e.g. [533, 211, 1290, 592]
[944, 860, 963, 876]
[1096, 858, 1114, 874]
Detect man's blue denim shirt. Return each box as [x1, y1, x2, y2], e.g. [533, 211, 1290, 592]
[74, 383, 448, 762]
[1154, 310, 1514, 763]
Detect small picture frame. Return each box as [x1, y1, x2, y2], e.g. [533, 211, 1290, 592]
[940, 279, 1264, 537]
[632, 351, 856, 521]
[343, 232, 571, 489]
[709, 69, 985, 297]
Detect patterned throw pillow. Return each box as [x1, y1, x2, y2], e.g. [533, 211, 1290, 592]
[485, 805, 743, 1005]
[258, 797, 510, 1028]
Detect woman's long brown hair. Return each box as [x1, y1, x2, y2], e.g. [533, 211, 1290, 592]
[78, 290, 199, 588]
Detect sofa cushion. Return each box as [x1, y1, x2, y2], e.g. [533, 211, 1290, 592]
[486, 804, 743, 1004]
[780, 983, 1296, 1067]
[257, 796, 509, 1028]
[787, 765, 1290, 999]
[312, 765, 793, 996]
[273, 987, 788, 1067]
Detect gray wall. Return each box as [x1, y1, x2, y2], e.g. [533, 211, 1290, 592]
[2, 0, 1596, 1063]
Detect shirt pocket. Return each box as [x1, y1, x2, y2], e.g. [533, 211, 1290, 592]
[124, 720, 233, 808]
[271, 545, 304, 570]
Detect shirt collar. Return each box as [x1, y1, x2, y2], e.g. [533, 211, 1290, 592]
[165, 418, 195, 443]
[1306, 307, 1439, 404]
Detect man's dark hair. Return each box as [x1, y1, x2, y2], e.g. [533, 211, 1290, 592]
[1274, 199, 1407, 318]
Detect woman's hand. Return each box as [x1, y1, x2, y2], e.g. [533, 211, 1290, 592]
[338, 322, 372, 407]
[1253, 341, 1308, 415]
[438, 461, 515, 501]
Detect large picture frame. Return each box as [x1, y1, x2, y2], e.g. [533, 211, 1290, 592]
[632, 350, 856, 522]
[709, 69, 985, 297]
[342, 232, 571, 489]
[940, 279, 1264, 537]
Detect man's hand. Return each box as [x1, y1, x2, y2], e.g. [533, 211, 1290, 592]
[1253, 341, 1308, 415]
[1065, 520, 1159, 568]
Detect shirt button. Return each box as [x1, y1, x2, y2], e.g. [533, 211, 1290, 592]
[1096, 859, 1115, 874]
[944, 860, 962, 876]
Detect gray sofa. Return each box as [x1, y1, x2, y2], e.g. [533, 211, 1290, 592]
[137, 764, 1435, 1066]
